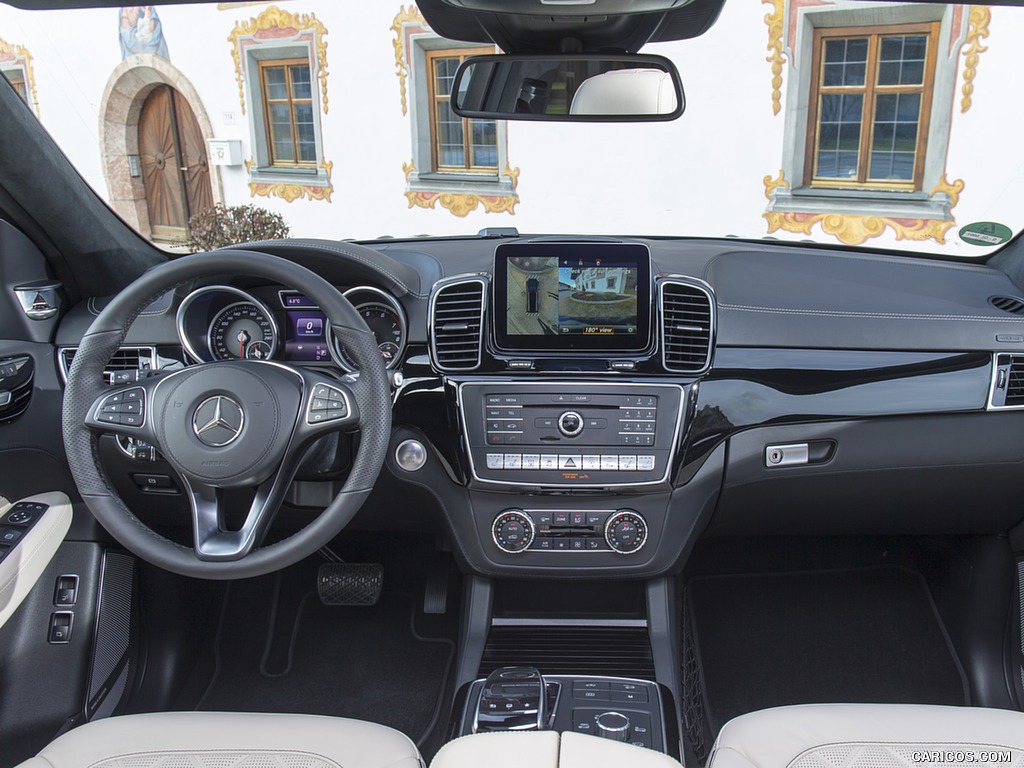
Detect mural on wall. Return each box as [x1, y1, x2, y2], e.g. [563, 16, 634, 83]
[229, 5, 333, 203]
[0, 36, 40, 116]
[120, 6, 170, 60]
[391, 5, 521, 217]
[217, 2, 286, 9]
[401, 160, 520, 217]
[959, 5, 991, 112]
[763, 171, 965, 246]
[760, 0, 988, 246]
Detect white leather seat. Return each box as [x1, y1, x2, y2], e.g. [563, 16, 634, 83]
[708, 704, 1024, 768]
[569, 68, 679, 115]
[16, 712, 423, 768]
[430, 731, 683, 768]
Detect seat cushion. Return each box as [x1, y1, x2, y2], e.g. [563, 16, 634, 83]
[16, 712, 423, 768]
[429, 731, 683, 768]
[708, 704, 1024, 768]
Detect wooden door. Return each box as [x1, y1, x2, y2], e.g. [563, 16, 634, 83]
[138, 85, 212, 241]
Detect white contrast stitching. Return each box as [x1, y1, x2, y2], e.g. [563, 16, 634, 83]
[719, 303, 1024, 323]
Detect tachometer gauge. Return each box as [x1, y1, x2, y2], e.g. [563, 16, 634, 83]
[332, 288, 407, 371]
[339, 303, 405, 369]
[208, 302, 278, 360]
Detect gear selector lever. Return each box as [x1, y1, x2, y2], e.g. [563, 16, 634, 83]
[475, 666, 548, 732]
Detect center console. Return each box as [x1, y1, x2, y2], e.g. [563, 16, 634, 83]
[454, 666, 670, 754]
[421, 241, 710, 763]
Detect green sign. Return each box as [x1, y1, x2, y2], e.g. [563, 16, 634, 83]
[959, 221, 1013, 246]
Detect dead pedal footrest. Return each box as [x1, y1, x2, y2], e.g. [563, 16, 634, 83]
[317, 563, 383, 606]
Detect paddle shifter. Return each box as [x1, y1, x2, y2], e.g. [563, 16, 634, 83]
[475, 666, 548, 731]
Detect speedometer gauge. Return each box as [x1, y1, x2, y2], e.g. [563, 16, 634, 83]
[208, 302, 278, 360]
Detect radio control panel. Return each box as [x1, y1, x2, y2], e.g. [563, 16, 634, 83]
[459, 382, 684, 488]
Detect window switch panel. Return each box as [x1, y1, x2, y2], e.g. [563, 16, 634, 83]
[54, 575, 79, 606]
[48, 611, 73, 644]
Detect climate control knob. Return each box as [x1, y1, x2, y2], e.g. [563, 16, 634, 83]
[492, 510, 535, 554]
[604, 510, 648, 554]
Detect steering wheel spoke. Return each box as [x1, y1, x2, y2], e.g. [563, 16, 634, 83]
[83, 375, 168, 449]
[184, 447, 303, 561]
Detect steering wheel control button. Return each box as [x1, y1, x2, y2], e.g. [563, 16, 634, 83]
[557, 410, 584, 437]
[307, 384, 349, 424]
[492, 510, 535, 553]
[605, 510, 648, 554]
[96, 386, 146, 427]
[394, 439, 427, 472]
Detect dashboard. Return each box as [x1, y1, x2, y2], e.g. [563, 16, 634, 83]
[51, 235, 1024, 579]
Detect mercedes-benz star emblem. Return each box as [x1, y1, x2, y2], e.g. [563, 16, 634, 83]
[192, 396, 244, 447]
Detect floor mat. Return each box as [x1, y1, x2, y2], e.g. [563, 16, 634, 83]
[197, 571, 454, 747]
[686, 566, 968, 735]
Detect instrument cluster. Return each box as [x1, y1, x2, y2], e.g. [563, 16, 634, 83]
[176, 285, 407, 371]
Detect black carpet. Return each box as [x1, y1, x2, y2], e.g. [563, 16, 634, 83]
[687, 566, 968, 734]
[197, 569, 454, 747]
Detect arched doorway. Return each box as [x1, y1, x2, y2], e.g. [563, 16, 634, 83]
[138, 85, 213, 241]
[99, 56, 224, 243]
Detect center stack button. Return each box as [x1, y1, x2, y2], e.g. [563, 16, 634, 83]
[557, 411, 584, 437]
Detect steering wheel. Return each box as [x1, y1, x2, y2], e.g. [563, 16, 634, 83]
[62, 250, 392, 579]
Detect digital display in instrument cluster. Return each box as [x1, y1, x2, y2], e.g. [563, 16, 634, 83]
[285, 309, 332, 362]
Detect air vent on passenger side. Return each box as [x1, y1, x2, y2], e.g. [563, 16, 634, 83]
[660, 279, 715, 374]
[989, 353, 1024, 409]
[59, 346, 157, 385]
[429, 277, 487, 372]
[989, 296, 1024, 315]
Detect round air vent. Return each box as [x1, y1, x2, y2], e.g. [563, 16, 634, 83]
[989, 295, 1024, 315]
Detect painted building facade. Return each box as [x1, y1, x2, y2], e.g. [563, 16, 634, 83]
[0, 1, 1021, 256]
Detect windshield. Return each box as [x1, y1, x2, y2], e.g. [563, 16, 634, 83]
[0, 1, 1021, 257]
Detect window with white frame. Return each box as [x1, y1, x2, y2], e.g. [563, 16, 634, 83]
[405, 36, 515, 196]
[766, 3, 966, 222]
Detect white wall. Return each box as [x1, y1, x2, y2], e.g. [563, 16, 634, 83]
[1, 0, 1022, 256]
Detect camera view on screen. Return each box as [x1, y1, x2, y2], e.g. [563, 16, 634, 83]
[505, 255, 639, 337]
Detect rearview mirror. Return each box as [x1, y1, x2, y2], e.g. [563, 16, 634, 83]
[451, 54, 685, 122]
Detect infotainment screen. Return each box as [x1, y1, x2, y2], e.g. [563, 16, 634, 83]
[492, 242, 652, 352]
